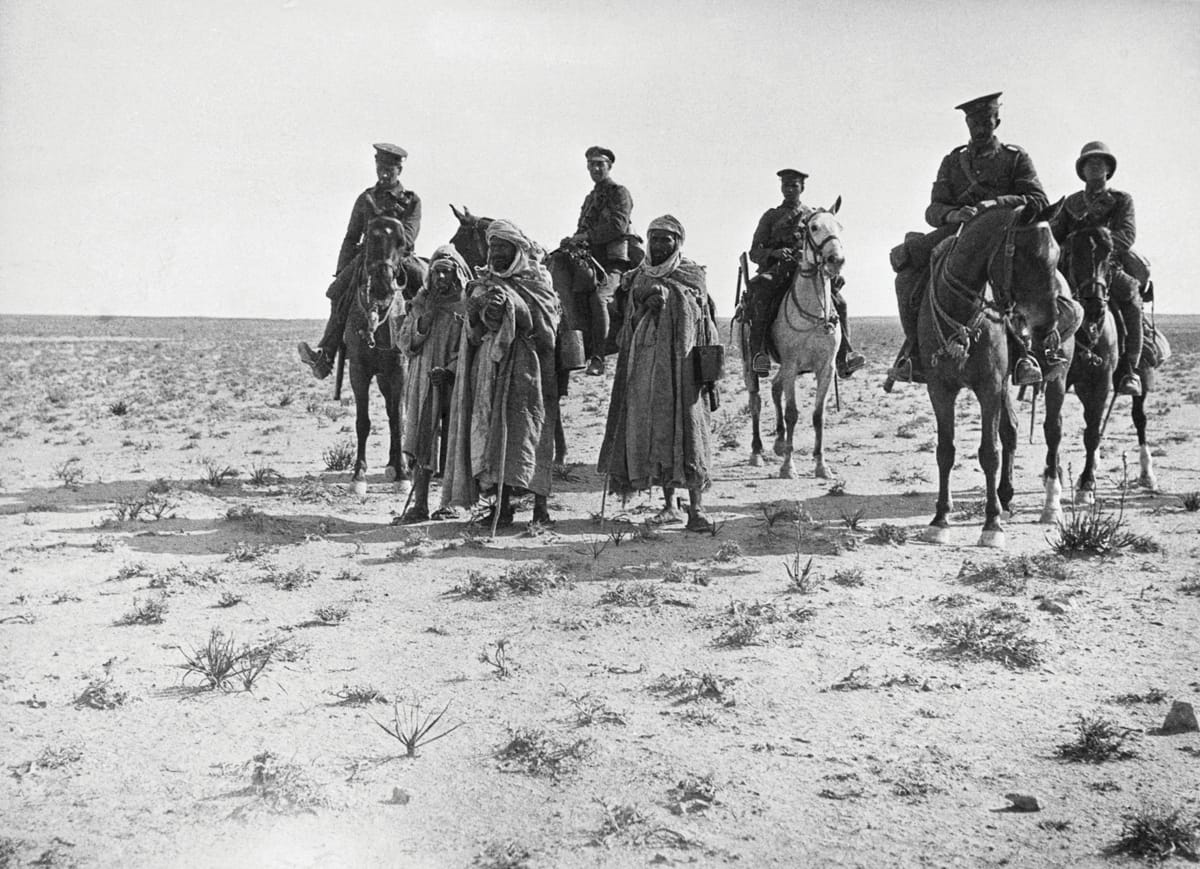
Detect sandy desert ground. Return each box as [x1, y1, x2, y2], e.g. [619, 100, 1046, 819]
[1, 313, 1197, 869]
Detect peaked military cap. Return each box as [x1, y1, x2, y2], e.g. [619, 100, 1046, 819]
[372, 143, 408, 164]
[585, 145, 616, 164]
[777, 168, 808, 182]
[954, 92, 1002, 114]
[1075, 141, 1117, 180]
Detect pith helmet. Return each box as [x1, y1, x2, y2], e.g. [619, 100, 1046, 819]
[1075, 141, 1117, 180]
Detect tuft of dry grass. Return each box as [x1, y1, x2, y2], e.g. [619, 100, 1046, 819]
[371, 698, 463, 758]
[1105, 803, 1199, 862]
[74, 679, 127, 710]
[649, 670, 736, 706]
[494, 727, 594, 778]
[599, 581, 660, 607]
[927, 604, 1043, 668]
[114, 595, 168, 626]
[1055, 714, 1138, 763]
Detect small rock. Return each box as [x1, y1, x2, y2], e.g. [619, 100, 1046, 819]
[1004, 793, 1040, 812]
[1161, 701, 1199, 734]
[386, 787, 411, 805]
[1038, 598, 1069, 616]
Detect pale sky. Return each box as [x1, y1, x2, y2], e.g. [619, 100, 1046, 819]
[2, 0, 1198, 320]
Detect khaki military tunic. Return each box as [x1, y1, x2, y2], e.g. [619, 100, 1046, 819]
[337, 182, 422, 273]
[925, 138, 1047, 227]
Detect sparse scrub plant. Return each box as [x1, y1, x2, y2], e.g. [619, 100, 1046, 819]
[233, 751, 328, 817]
[199, 458, 239, 487]
[216, 591, 243, 608]
[53, 457, 84, 488]
[494, 727, 594, 778]
[599, 581, 660, 607]
[311, 604, 349, 625]
[332, 684, 388, 705]
[474, 840, 532, 869]
[371, 698, 463, 757]
[108, 399, 129, 416]
[714, 540, 741, 562]
[927, 604, 1043, 668]
[566, 691, 627, 726]
[784, 551, 819, 593]
[1105, 803, 1199, 862]
[479, 638, 516, 678]
[177, 628, 276, 692]
[114, 595, 168, 626]
[1056, 713, 1138, 763]
[452, 570, 503, 600]
[248, 462, 280, 485]
[1052, 456, 1159, 556]
[1111, 687, 1168, 705]
[74, 679, 127, 710]
[1181, 491, 1200, 512]
[649, 670, 736, 705]
[263, 565, 315, 590]
[869, 523, 909, 545]
[504, 561, 567, 595]
[830, 567, 865, 587]
[839, 507, 865, 529]
[322, 440, 356, 471]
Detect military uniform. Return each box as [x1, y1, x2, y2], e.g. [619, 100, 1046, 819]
[547, 146, 636, 375]
[744, 170, 864, 377]
[888, 93, 1052, 386]
[1050, 141, 1150, 394]
[299, 143, 423, 378]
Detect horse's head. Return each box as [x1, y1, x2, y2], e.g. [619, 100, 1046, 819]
[1062, 226, 1114, 303]
[449, 204, 492, 271]
[981, 199, 1063, 323]
[364, 215, 407, 300]
[801, 197, 845, 279]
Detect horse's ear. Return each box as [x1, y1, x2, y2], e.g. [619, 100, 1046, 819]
[450, 204, 466, 223]
[829, 196, 842, 215]
[1038, 196, 1065, 225]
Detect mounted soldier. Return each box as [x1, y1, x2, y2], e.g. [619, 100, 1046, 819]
[1051, 141, 1150, 397]
[298, 143, 423, 379]
[886, 93, 1063, 389]
[743, 169, 865, 379]
[546, 146, 640, 376]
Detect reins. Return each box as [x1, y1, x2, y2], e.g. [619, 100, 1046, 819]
[781, 211, 840, 333]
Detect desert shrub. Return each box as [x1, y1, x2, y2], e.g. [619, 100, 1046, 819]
[1105, 803, 1198, 862]
[74, 679, 128, 710]
[494, 727, 594, 778]
[649, 670, 736, 705]
[53, 457, 84, 488]
[599, 581, 660, 607]
[114, 596, 168, 626]
[199, 458, 239, 487]
[177, 629, 276, 692]
[322, 440, 356, 471]
[1056, 714, 1138, 763]
[371, 698, 463, 757]
[927, 604, 1043, 668]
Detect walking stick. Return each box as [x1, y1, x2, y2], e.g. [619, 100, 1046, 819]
[1099, 388, 1119, 440]
[729, 257, 745, 348]
[1028, 384, 1039, 445]
[833, 365, 841, 413]
[490, 350, 513, 540]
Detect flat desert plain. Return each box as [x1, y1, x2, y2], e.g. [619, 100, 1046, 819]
[1, 314, 1198, 869]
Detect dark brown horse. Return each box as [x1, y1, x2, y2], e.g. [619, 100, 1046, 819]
[342, 205, 424, 495]
[1060, 227, 1158, 502]
[918, 200, 1065, 547]
[449, 204, 569, 466]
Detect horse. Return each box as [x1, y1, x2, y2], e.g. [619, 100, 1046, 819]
[918, 200, 1066, 547]
[449, 204, 569, 466]
[1059, 227, 1158, 502]
[341, 202, 424, 496]
[739, 199, 844, 479]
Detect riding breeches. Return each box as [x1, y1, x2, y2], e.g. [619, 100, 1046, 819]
[1108, 267, 1144, 369]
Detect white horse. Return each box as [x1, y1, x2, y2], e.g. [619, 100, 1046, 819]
[740, 199, 844, 479]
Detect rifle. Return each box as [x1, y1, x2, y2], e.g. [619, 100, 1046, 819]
[333, 343, 346, 401]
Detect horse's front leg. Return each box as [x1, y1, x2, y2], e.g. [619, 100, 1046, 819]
[1039, 375, 1067, 524]
[1075, 376, 1108, 505]
[998, 382, 1018, 515]
[379, 356, 409, 492]
[924, 381, 958, 544]
[745, 361, 765, 466]
[773, 373, 797, 479]
[350, 361, 372, 496]
[812, 364, 833, 479]
[1132, 395, 1157, 490]
[977, 389, 1006, 549]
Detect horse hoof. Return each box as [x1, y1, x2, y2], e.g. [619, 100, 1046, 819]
[1074, 488, 1095, 506]
[773, 440, 788, 457]
[1138, 474, 1158, 491]
[814, 463, 829, 480]
[352, 479, 368, 498]
[924, 525, 951, 545]
[749, 453, 763, 467]
[779, 465, 795, 480]
[393, 478, 411, 497]
[384, 465, 397, 482]
[977, 530, 1006, 549]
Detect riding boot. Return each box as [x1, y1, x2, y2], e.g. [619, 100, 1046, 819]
[747, 286, 772, 376]
[585, 280, 610, 375]
[1115, 297, 1144, 396]
[885, 269, 923, 386]
[833, 292, 866, 377]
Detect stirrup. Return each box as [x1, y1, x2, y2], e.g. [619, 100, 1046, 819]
[887, 358, 914, 383]
[1013, 356, 1043, 387]
[751, 352, 771, 376]
[838, 352, 866, 378]
[1116, 373, 1142, 397]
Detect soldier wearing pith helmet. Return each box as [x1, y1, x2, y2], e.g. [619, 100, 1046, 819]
[299, 142, 423, 378]
[886, 92, 1057, 389]
[1050, 140, 1152, 396]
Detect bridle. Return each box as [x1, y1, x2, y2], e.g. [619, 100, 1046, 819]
[355, 216, 407, 349]
[782, 210, 842, 331]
